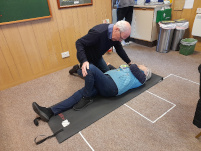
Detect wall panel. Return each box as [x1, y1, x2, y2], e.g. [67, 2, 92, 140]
[60, 8, 77, 64]
[18, 22, 45, 75]
[94, 0, 104, 24]
[86, 2, 97, 29]
[1, 24, 33, 79]
[172, 0, 201, 51]
[0, 48, 13, 85]
[31, 20, 52, 70]
[0, 29, 21, 82]
[0, 0, 112, 90]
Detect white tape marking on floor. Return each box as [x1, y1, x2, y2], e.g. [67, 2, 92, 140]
[146, 91, 176, 123]
[171, 74, 200, 85]
[124, 91, 176, 123]
[152, 104, 176, 123]
[124, 73, 198, 123]
[79, 132, 94, 151]
[146, 91, 176, 106]
[124, 104, 155, 123]
[163, 74, 173, 80]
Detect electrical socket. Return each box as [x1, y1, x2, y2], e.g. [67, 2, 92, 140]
[61, 51, 70, 58]
[197, 8, 201, 14]
[103, 19, 110, 23]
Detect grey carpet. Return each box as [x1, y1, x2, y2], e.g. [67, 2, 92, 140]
[0, 43, 201, 150]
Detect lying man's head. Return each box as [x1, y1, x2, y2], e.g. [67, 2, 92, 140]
[138, 65, 152, 81]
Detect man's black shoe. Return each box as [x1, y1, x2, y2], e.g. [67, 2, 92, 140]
[108, 64, 116, 70]
[32, 102, 53, 122]
[69, 64, 80, 75]
[73, 97, 93, 111]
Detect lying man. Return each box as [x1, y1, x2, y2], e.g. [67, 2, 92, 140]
[32, 63, 152, 122]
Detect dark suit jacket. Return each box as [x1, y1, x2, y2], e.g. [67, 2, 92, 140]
[76, 24, 131, 64]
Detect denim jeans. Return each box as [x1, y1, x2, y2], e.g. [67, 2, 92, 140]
[51, 64, 118, 115]
[77, 57, 110, 77]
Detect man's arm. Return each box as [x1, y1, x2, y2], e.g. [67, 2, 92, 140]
[128, 61, 134, 66]
[76, 28, 100, 64]
[129, 64, 146, 84]
[76, 28, 100, 77]
[114, 42, 132, 65]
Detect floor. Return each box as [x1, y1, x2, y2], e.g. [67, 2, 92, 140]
[0, 43, 201, 151]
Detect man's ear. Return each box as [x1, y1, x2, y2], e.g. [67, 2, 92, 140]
[115, 26, 119, 32]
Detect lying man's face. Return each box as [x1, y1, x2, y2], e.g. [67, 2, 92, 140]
[138, 65, 152, 81]
[138, 65, 147, 75]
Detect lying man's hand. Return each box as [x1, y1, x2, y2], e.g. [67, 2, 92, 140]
[82, 61, 89, 77]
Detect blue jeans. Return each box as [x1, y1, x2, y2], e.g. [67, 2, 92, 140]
[51, 64, 118, 115]
[77, 57, 110, 77]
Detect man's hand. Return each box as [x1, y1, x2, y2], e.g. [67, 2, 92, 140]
[128, 61, 134, 66]
[82, 61, 89, 77]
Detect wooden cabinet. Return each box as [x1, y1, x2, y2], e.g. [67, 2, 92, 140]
[130, 4, 171, 42]
[112, 4, 171, 43]
[130, 8, 156, 42]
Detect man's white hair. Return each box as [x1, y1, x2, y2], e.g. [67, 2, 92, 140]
[146, 68, 152, 81]
[115, 20, 130, 32]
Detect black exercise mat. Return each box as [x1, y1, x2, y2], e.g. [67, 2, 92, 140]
[48, 73, 163, 143]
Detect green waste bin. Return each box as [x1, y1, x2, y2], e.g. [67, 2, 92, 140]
[179, 38, 198, 56]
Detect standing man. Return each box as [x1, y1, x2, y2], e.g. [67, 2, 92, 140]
[69, 20, 133, 77]
[113, 0, 134, 45]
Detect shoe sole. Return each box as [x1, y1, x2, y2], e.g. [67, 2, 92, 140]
[32, 102, 50, 122]
[73, 100, 93, 111]
[70, 72, 79, 76]
[69, 65, 79, 75]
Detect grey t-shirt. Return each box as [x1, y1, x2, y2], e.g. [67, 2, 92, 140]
[113, 0, 134, 8]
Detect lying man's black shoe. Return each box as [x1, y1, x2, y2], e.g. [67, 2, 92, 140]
[69, 64, 80, 75]
[73, 97, 93, 111]
[32, 102, 53, 122]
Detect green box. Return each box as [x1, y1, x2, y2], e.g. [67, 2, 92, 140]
[156, 8, 172, 23]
